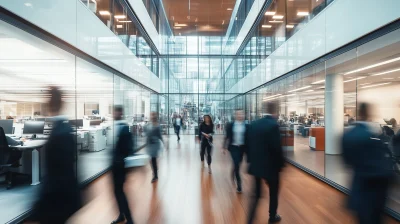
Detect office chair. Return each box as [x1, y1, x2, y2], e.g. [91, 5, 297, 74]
[0, 127, 23, 189]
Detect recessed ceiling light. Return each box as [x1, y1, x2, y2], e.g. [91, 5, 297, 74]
[272, 15, 284, 19]
[116, 25, 123, 28]
[174, 27, 182, 29]
[311, 80, 325, 84]
[265, 11, 276, 16]
[262, 25, 272, 28]
[371, 67, 400, 76]
[114, 15, 126, 19]
[119, 20, 132, 23]
[286, 25, 294, 28]
[222, 20, 225, 25]
[99, 11, 110, 15]
[297, 12, 309, 16]
[269, 20, 283, 23]
[345, 57, 400, 75]
[227, 8, 233, 10]
[175, 23, 188, 27]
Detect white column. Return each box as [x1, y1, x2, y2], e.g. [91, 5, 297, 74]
[325, 73, 344, 155]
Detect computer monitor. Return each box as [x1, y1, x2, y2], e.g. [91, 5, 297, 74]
[0, 120, 13, 134]
[23, 121, 45, 134]
[69, 119, 83, 127]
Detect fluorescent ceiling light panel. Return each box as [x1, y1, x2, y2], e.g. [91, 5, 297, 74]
[344, 77, 366, 83]
[114, 15, 126, 19]
[263, 94, 282, 99]
[174, 27, 182, 29]
[344, 57, 400, 75]
[116, 25, 123, 28]
[99, 11, 110, 15]
[262, 25, 272, 28]
[361, 82, 391, 89]
[288, 86, 311, 93]
[286, 25, 294, 28]
[297, 12, 309, 16]
[0, 59, 66, 62]
[304, 90, 314, 92]
[119, 20, 132, 23]
[265, 11, 276, 16]
[227, 8, 233, 10]
[383, 78, 394, 80]
[371, 67, 400, 76]
[269, 20, 283, 23]
[311, 79, 325, 84]
[272, 15, 284, 19]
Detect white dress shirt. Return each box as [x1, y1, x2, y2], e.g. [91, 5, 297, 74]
[232, 121, 245, 146]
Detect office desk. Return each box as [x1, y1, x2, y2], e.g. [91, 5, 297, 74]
[10, 140, 46, 186]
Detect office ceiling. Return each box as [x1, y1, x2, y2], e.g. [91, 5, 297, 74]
[162, 0, 236, 36]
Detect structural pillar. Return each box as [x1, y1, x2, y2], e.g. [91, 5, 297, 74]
[325, 73, 343, 155]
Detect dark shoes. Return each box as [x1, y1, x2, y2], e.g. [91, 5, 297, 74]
[151, 177, 158, 183]
[236, 186, 242, 193]
[269, 214, 282, 223]
[111, 214, 125, 224]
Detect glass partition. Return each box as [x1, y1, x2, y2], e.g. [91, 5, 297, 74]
[243, 27, 400, 215]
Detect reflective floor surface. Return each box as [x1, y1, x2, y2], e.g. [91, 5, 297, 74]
[65, 135, 398, 224]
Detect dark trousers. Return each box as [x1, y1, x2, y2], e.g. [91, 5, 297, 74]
[248, 175, 280, 224]
[229, 145, 244, 188]
[356, 177, 390, 224]
[200, 141, 212, 165]
[175, 126, 181, 139]
[151, 157, 158, 178]
[112, 164, 134, 224]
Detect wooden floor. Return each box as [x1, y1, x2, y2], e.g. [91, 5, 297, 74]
[68, 135, 399, 224]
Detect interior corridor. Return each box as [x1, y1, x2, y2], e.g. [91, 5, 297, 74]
[67, 135, 398, 224]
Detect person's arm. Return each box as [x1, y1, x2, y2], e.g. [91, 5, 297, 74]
[6, 136, 22, 146]
[198, 123, 202, 140]
[120, 125, 133, 157]
[223, 123, 230, 150]
[270, 124, 284, 170]
[157, 126, 163, 143]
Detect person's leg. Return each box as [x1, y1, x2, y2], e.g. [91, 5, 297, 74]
[206, 144, 212, 165]
[151, 157, 158, 180]
[230, 146, 241, 191]
[267, 173, 280, 219]
[247, 177, 262, 224]
[112, 170, 134, 224]
[177, 126, 180, 140]
[200, 142, 205, 162]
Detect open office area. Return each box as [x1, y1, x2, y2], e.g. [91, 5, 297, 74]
[0, 18, 153, 223]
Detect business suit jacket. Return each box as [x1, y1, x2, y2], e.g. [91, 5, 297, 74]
[342, 122, 392, 212]
[113, 121, 134, 166]
[224, 122, 249, 151]
[247, 116, 284, 179]
[36, 118, 81, 223]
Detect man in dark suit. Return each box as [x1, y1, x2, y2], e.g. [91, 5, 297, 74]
[34, 87, 81, 223]
[342, 103, 392, 224]
[223, 109, 249, 193]
[111, 105, 134, 224]
[247, 101, 284, 224]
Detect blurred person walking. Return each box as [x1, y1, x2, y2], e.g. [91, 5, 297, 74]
[145, 112, 163, 183]
[247, 102, 284, 224]
[33, 86, 81, 223]
[223, 109, 249, 193]
[198, 115, 214, 174]
[172, 114, 183, 141]
[342, 103, 393, 224]
[111, 106, 134, 224]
